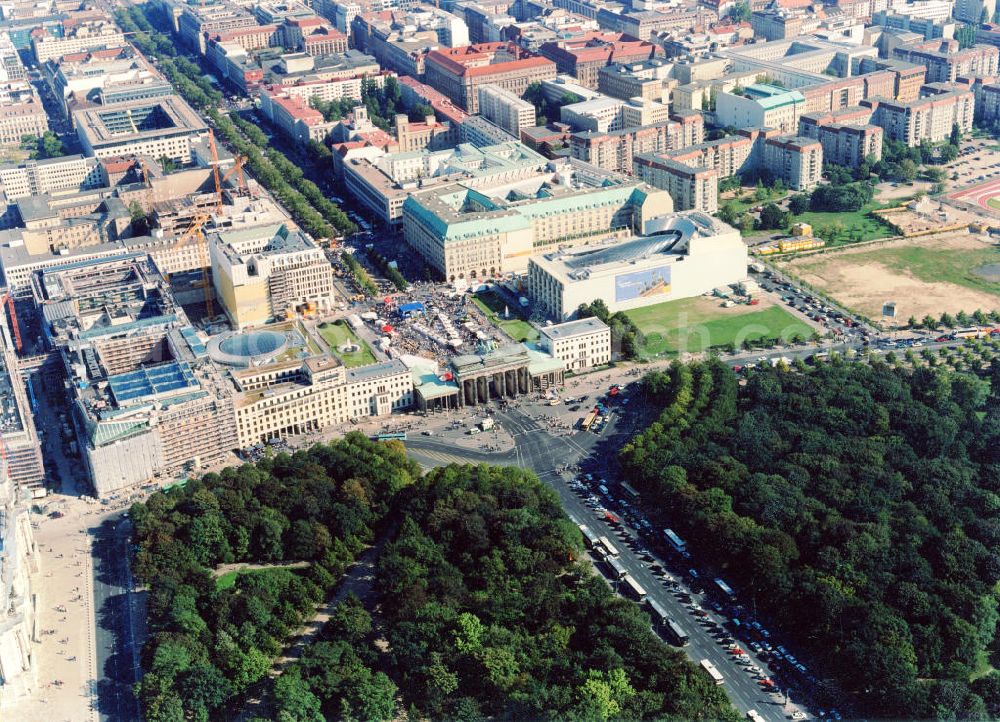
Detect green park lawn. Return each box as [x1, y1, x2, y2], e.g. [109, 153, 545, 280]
[317, 321, 377, 368]
[473, 291, 540, 342]
[215, 566, 307, 591]
[625, 297, 814, 356]
[788, 204, 894, 245]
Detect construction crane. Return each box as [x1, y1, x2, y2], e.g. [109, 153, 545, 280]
[1, 292, 22, 354]
[207, 130, 248, 211]
[169, 213, 215, 318]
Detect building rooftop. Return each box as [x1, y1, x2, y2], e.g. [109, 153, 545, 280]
[539, 316, 609, 341]
[739, 83, 806, 109]
[345, 358, 408, 382]
[535, 212, 739, 281]
[73, 94, 207, 146]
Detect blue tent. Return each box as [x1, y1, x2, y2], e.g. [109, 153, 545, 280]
[399, 302, 425, 316]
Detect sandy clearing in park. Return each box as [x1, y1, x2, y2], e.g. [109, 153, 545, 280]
[781, 234, 1000, 319]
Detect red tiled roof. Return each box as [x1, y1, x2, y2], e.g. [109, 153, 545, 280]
[271, 94, 324, 123]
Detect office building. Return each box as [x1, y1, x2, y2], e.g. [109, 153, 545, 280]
[715, 83, 806, 134]
[0, 453, 37, 709]
[560, 94, 670, 133]
[402, 158, 672, 280]
[477, 84, 536, 137]
[259, 91, 333, 144]
[598, 59, 674, 104]
[344, 140, 548, 227]
[0, 155, 103, 202]
[31, 15, 125, 63]
[537, 316, 612, 370]
[209, 223, 335, 329]
[0, 36, 25, 83]
[33, 252, 414, 495]
[73, 95, 210, 163]
[870, 10, 955, 40]
[527, 212, 746, 321]
[537, 31, 661, 89]
[177, 4, 258, 55]
[0, 86, 47, 146]
[425, 42, 557, 112]
[351, 5, 470, 79]
[595, 8, 696, 40]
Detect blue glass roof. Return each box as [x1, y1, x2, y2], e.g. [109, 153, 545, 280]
[108, 361, 198, 405]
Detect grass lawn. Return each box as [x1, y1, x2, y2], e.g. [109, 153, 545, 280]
[788, 204, 894, 245]
[473, 291, 539, 342]
[214, 566, 308, 591]
[626, 297, 814, 356]
[848, 244, 1000, 298]
[722, 186, 787, 213]
[989, 197, 1000, 210]
[318, 321, 377, 368]
[215, 571, 239, 590]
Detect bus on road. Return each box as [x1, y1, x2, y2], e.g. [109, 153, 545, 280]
[581, 409, 598, 431]
[714, 577, 736, 601]
[621, 574, 647, 602]
[663, 528, 687, 556]
[598, 536, 620, 558]
[374, 432, 407, 441]
[700, 659, 724, 685]
[664, 617, 689, 647]
[578, 524, 600, 550]
[602, 555, 628, 580]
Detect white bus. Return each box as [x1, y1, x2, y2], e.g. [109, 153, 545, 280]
[646, 598, 670, 626]
[663, 528, 687, 555]
[598, 536, 620, 558]
[579, 524, 600, 550]
[622, 574, 647, 602]
[747, 710, 766, 722]
[700, 659, 725, 685]
[602, 555, 628, 580]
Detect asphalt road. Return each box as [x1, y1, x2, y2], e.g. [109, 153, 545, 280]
[405, 406, 795, 721]
[92, 514, 142, 722]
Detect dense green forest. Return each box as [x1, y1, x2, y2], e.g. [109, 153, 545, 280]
[131, 433, 419, 721]
[365, 464, 739, 721]
[621, 358, 1000, 718]
[133, 436, 738, 721]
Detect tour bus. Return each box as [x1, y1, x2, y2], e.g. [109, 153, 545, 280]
[954, 326, 988, 339]
[602, 555, 628, 581]
[581, 409, 598, 431]
[663, 528, 688, 556]
[578, 524, 600, 551]
[620, 481, 640, 499]
[700, 659, 725, 685]
[713, 577, 736, 602]
[374, 432, 407, 441]
[598, 536, 620, 558]
[621, 574, 647, 602]
[646, 597, 670, 627]
[664, 617, 689, 647]
[747, 710, 766, 722]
